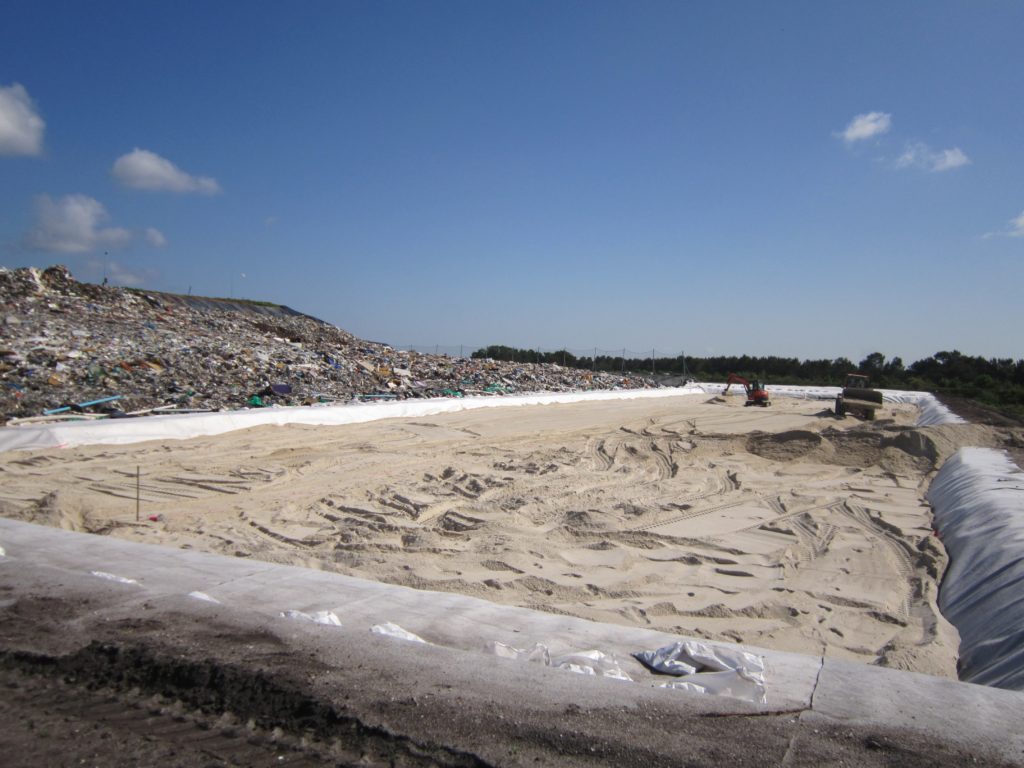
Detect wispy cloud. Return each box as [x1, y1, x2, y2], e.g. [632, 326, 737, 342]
[26, 194, 131, 253]
[839, 111, 892, 143]
[896, 142, 970, 173]
[145, 227, 168, 247]
[0, 82, 45, 156]
[981, 209, 1024, 240]
[1012, 211, 1024, 238]
[112, 148, 221, 194]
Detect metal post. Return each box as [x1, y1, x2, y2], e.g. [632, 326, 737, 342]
[593, 348, 597, 371]
[136, 465, 140, 522]
[652, 349, 656, 375]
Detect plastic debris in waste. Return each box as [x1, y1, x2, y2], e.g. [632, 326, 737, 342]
[188, 591, 221, 604]
[370, 622, 428, 644]
[633, 640, 767, 703]
[280, 609, 342, 626]
[486, 641, 632, 681]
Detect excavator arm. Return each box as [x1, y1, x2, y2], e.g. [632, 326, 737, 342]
[723, 373, 750, 395]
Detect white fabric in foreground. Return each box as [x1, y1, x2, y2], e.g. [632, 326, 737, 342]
[633, 640, 767, 704]
[89, 570, 140, 585]
[371, 622, 428, 644]
[485, 641, 633, 682]
[280, 609, 343, 626]
[927, 448, 1024, 690]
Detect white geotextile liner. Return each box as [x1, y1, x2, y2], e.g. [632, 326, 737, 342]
[0, 384, 959, 453]
[0, 387, 702, 453]
[927, 448, 1024, 690]
[695, 383, 961, 427]
[884, 391, 964, 427]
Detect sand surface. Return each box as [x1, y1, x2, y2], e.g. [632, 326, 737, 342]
[0, 393, 992, 678]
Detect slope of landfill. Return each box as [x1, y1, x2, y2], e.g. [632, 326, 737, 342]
[0, 266, 654, 425]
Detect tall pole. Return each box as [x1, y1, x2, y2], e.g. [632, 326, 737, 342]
[593, 347, 597, 372]
[652, 349, 656, 375]
[136, 465, 140, 522]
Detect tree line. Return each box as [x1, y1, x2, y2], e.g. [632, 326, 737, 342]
[471, 346, 1024, 415]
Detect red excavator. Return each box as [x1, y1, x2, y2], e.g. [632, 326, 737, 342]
[722, 373, 771, 407]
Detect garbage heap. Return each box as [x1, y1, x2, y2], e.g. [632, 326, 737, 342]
[0, 266, 657, 424]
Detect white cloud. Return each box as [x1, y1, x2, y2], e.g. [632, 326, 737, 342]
[981, 209, 1024, 239]
[932, 147, 970, 172]
[1008, 210, 1024, 238]
[840, 111, 892, 143]
[145, 227, 168, 247]
[896, 142, 970, 172]
[27, 194, 131, 253]
[0, 83, 45, 156]
[112, 148, 221, 194]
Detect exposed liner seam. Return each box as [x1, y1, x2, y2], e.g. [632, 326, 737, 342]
[779, 656, 825, 766]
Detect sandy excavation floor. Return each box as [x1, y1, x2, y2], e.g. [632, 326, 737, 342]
[0, 393, 995, 678]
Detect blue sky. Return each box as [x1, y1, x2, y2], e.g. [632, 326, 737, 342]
[2, 1, 1022, 364]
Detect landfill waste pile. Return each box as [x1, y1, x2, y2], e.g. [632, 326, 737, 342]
[0, 266, 656, 425]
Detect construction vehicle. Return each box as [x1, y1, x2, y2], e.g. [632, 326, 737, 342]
[722, 373, 771, 407]
[834, 373, 884, 420]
